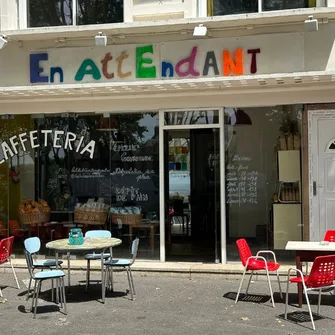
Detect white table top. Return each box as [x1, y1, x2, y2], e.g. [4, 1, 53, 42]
[285, 241, 335, 251]
[46, 237, 122, 252]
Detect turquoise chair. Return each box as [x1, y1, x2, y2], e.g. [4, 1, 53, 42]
[24, 237, 63, 301]
[103, 238, 139, 301]
[84, 230, 112, 291]
[24, 247, 67, 318]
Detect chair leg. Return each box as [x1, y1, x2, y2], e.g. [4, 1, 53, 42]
[284, 279, 290, 320]
[26, 277, 32, 301]
[305, 289, 315, 331]
[0, 286, 2, 298]
[245, 270, 254, 295]
[33, 281, 41, 319]
[101, 266, 106, 304]
[51, 279, 54, 302]
[317, 289, 322, 315]
[276, 270, 283, 299]
[9, 258, 20, 289]
[86, 260, 90, 292]
[129, 267, 136, 296]
[126, 267, 134, 301]
[265, 268, 275, 308]
[235, 267, 247, 304]
[58, 279, 63, 308]
[31, 279, 38, 312]
[61, 278, 67, 315]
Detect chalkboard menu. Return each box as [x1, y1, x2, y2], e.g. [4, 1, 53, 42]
[110, 142, 159, 213]
[226, 154, 259, 205]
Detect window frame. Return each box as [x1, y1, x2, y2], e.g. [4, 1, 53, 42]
[206, 0, 324, 17]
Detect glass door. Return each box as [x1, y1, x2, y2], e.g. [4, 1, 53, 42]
[163, 110, 221, 262]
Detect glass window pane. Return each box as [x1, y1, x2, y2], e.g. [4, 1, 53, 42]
[77, 0, 123, 25]
[263, 0, 309, 11]
[164, 110, 219, 126]
[225, 106, 303, 261]
[28, 0, 73, 27]
[210, 0, 258, 16]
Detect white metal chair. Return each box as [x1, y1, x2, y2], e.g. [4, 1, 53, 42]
[84, 230, 111, 291]
[103, 237, 139, 301]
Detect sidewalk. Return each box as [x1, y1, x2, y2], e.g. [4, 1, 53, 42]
[5, 258, 298, 277]
[0, 270, 334, 335]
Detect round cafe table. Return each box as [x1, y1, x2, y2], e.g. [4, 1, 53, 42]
[46, 237, 122, 303]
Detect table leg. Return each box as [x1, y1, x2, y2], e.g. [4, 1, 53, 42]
[55, 252, 59, 304]
[109, 246, 114, 291]
[101, 252, 105, 303]
[296, 254, 303, 308]
[67, 252, 71, 294]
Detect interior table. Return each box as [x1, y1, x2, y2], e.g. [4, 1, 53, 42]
[285, 241, 335, 307]
[46, 237, 122, 303]
[129, 220, 159, 252]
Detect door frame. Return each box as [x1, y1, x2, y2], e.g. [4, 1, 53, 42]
[158, 108, 226, 263]
[309, 109, 335, 241]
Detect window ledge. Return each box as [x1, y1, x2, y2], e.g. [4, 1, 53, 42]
[3, 7, 335, 41]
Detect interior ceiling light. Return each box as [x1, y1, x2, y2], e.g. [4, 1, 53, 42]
[0, 35, 8, 50]
[95, 32, 107, 47]
[193, 24, 207, 37]
[304, 15, 318, 32]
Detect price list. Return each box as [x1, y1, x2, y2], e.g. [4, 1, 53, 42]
[226, 155, 258, 205]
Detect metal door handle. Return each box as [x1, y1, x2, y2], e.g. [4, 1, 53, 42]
[313, 181, 317, 196]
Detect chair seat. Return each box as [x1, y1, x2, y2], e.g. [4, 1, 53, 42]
[34, 269, 65, 280]
[246, 259, 280, 272]
[289, 275, 309, 283]
[104, 259, 131, 267]
[85, 253, 111, 260]
[34, 259, 63, 268]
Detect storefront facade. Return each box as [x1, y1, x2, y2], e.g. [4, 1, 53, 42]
[1, 10, 335, 263]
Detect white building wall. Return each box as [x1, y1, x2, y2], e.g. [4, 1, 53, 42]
[0, 0, 18, 31]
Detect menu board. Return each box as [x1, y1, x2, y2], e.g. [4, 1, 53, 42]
[226, 154, 259, 205]
[110, 142, 159, 213]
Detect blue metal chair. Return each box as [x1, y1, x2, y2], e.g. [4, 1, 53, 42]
[103, 238, 139, 301]
[84, 230, 112, 291]
[24, 248, 67, 319]
[24, 237, 63, 300]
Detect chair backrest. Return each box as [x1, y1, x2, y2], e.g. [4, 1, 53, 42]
[130, 238, 140, 265]
[324, 230, 335, 242]
[24, 250, 35, 279]
[24, 237, 41, 254]
[306, 255, 335, 288]
[85, 230, 111, 238]
[236, 239, 253, 267]
[0, 236, 14, 264]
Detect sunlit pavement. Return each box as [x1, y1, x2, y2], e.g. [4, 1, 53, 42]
[0, 271, 334, 335]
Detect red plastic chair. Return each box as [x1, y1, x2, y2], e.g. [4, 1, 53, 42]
[284, 255, 335, 331]
[9, 220, 25, 239]
[324, 230, 335, 242]
[0, 236, 20, 297]
[235, 238, 282, 307]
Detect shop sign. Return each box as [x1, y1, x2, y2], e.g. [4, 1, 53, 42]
[28, 33, 304, 85]
[0, 130, 95, 164]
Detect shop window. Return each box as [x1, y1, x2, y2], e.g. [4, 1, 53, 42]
[0, 113, 159, 260]
[28, 0, 123, 27]
[208, 0, 316, 16]
[225, 105, 304, 261]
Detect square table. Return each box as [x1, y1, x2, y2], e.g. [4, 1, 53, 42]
[285, 241, 335, 307]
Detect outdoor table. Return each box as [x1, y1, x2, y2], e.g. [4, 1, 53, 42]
[46, 237, 122, 303]
[285, 241, 335, 308]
